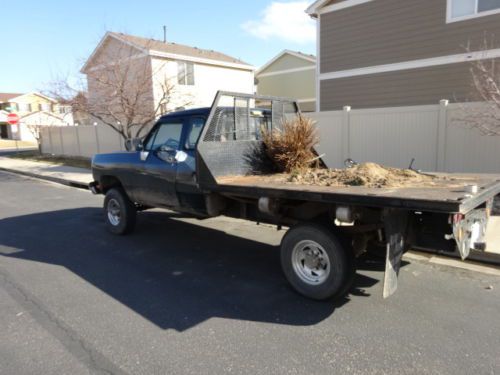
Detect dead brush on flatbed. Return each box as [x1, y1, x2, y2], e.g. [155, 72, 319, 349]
[260, 114, 441, 188]
[261, 114, 319, 173]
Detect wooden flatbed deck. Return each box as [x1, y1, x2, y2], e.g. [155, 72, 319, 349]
[214, 174, 500, 214]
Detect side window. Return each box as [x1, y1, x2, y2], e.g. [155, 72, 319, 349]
[152, 122, 183, 151]
[185, 117, 205, 149]
[144, 121, 183, 151]
[144, 127, 158, 151]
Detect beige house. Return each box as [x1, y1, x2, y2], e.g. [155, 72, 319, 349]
[0, 92, 73, 141]
[81, 32, 255, 124]
[307, 0, 500, 111]
[256, 50, 316, 112]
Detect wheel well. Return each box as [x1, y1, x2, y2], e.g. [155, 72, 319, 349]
[100, 175, 123, 193]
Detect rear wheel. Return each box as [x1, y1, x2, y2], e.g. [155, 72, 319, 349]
[104, 188, 136, 235]
[280, 223, 355, 300]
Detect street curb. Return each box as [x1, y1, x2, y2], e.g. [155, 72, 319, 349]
[405, 251, 500, 276]
[0, 167, 90, 190]
[413, 247, 500, 267]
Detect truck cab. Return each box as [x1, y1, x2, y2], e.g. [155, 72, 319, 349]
[91, 105, 273, 217]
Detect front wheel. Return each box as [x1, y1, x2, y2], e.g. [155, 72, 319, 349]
[103, 188, 136, 235]
[280, 223, 355, 300]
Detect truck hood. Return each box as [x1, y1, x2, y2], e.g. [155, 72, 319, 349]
[92, 151, 140, 170]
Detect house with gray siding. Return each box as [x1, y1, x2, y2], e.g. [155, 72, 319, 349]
[306, 0, 500, 111]
[256, 50, 316, 112]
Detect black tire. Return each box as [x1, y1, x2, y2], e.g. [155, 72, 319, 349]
[280, 223, 355, 301]
[103, 188, 136, 235]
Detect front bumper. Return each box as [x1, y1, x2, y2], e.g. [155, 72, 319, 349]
[89, 181, 102, 195]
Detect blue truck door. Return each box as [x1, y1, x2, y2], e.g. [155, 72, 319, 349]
[135, 117, 185, 207]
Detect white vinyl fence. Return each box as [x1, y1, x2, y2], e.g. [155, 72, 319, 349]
[40, 101, 500, 173]
[311, 101, 500, 173]
[41, 125, 125, 157]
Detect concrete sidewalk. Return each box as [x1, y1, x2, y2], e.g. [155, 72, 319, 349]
[0, 156, 92, 188]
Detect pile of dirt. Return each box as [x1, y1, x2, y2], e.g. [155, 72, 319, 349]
[287, 162, 438, 188]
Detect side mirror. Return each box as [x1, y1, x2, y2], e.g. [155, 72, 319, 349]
[159, 144, 175, 153]
[156, 150, 176, 163]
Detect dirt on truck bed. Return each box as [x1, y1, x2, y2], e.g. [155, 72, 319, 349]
[241, 163, 449, 189]
[287, 163, 438, 188]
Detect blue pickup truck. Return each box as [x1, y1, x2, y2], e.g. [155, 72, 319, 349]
[90, 92, 500, 301]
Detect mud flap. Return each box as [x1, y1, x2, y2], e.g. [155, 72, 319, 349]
[383, 209, 409, 299]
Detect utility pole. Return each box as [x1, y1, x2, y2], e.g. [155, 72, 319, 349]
[163, 26, 167, 43]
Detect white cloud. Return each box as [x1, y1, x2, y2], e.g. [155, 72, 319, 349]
[242, 1, 316, 44]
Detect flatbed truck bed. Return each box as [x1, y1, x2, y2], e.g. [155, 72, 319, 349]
[215, 174, 500, 214]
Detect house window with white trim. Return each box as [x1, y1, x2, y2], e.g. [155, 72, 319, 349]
[58, 105, 71, 114]
[41, 103, 52, 112]
[18, 103, 31, 112]
[449, 0, 500, 21]
[177, 61, 195, 86]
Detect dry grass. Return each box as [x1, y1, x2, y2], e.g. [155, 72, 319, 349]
[8, 152, 92, 169]
[0, 139, 37, 148]
[261, 115, 319, 173]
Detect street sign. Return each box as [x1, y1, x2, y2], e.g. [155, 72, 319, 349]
[11, 124, 18, 133]
[7, 113, 19, 125]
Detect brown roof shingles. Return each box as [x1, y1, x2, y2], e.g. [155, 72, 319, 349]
[111, 32, 253, 67]
[0, 93, 23, 103]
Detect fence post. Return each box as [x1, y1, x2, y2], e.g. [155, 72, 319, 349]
[436, 99, 449, 171]
[75, 126, 81, 157]
[94, 125, 100, 154]
[341, 106, 351, 163]
[47, 128, 53, 154]
[118, 131, 124, 151]
[58, 127, 64, 155]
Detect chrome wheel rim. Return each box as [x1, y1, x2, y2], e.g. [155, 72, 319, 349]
[107, 198, 121, 226]
[291, 240, 330, 285]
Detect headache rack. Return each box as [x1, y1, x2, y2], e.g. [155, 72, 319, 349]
[196, 91, 300, 186]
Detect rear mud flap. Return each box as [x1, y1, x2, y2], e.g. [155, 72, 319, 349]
[383, 210, 409, 299]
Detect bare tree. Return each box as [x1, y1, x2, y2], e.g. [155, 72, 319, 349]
[26, 124, 43, 154]
[49, 39, 192, 147]
[456, 40, 500, 135]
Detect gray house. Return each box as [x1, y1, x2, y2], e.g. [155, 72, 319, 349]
[256, 50, 316, 112]
[307, 0, 500, 111]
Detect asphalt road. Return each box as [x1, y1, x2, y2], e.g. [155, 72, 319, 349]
[0, 171, 499, 375]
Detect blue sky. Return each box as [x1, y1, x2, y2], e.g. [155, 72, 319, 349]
[0, 0, 315, 93]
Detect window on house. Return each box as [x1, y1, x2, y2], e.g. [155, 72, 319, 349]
[18, 103, 31, 112]
[58, 106, 71, 114]
[41, 103, 52, 112]
[449, 0, 500, 21]
[177, 61, 195, 86]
